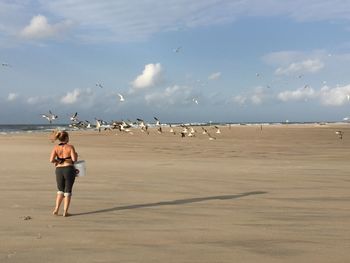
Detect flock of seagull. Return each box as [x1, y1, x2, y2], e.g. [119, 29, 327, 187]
[41, 110, 346, 141]
[41, 110, 221, 140]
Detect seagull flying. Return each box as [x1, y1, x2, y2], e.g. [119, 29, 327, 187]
[96, 83, 103, 88]
[173, 46, 182, 53]
[70, 112, 78, 122]
[41, 110, 58, 124]
[154, 117, 160, 126]
[137, 118, 149, 134]
[1, 63, 11, 67]
[117, 93, 125, 102]
[192, 98, 199, 104]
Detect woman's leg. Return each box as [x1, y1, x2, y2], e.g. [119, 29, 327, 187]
[63, 194, 71, 217]
[63, 167, 76, 217]
[53, 192, 64, 215]
[54, 169, 65, 215]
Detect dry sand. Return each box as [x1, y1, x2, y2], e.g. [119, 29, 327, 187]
[0, 124, 349, 263]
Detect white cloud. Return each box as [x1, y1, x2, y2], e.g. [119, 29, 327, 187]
[232, 95, 247, 106]
[208, 72, 221, 80]
[61, 89, 81, 104]
[278, 87, 316, 102]
[7, 92, 19, 101]
[20, 15, 72, 39]
[277, 84, 350, 106]
[275, 59, 324, 75]
[0, 1, 350, 43]
[232, 86, 269, 106]
[131, 63, 162, 90]
[60, 88, 93, 104]
[262, 51, 305, 65]
[319, 84, 350, 106]
[144, 85, 193, 106]
[250, 86, 268, 105]
[27, 96, 44, 105]
[1, 1, 350, 43]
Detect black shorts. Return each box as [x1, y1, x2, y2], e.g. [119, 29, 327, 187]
[55, 166, 76, 196]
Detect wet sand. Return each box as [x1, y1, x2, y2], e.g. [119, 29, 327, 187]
[0, 124, 349, 262]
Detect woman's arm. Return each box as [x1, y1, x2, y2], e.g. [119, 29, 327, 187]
[49, 147, 57, 164]
[70, 146, 78, 162]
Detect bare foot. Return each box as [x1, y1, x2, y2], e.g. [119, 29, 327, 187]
[63, 212, 71, 217]
[52, 209, 59, 216]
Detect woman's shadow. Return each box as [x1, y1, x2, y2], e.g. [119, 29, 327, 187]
[73, 191, 267, 216]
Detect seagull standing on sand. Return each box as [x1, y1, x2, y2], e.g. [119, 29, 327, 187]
[335, 131, 344, 139]
[214, 126, 221, 134]
[169, 124, 176, 135]
[188, 127, 196, 137]
[137, 118, 149, 134]
[201, 127, 216, 140]
[206, 130, 216, 140]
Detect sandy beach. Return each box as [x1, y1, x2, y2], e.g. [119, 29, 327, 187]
[0, 124, 349, 263]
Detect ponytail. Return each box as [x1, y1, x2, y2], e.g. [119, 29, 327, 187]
[50, 130, 69, 143]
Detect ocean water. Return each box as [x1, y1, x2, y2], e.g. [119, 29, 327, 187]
[0, 124, 70, 134]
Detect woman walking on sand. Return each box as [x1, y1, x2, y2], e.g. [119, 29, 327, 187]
[50, 130, 78, 217]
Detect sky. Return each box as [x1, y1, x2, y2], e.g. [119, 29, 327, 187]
[1, 0, 350, 124]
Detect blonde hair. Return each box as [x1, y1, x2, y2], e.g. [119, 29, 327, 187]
[50, 130, 69, 143]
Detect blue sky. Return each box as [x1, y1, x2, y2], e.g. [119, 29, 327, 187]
[1, 0, 350, 124]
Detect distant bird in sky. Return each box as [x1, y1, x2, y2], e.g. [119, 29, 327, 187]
[70, 112, 78, 122]
[117, 93, 125, 102]
[1, 63, 11, 67]
[304, 85, 310, 89]
[192, 98, 199, 104]
[256, 73, 260, 77]
[96, 83, 103, 88]
[173, 46, 182, 53]
[42, 110, 58, 124]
